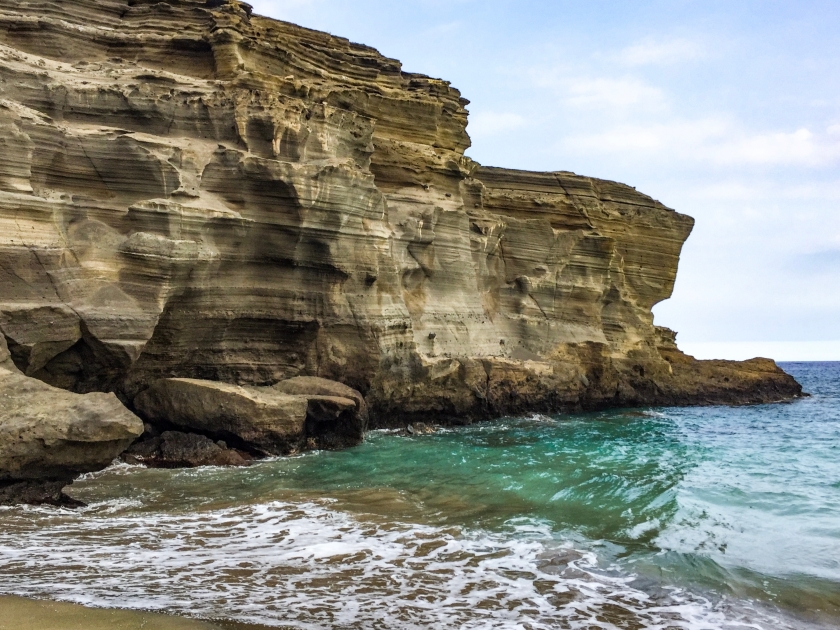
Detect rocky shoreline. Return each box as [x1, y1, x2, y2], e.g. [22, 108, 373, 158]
[0, 0, 803, 505]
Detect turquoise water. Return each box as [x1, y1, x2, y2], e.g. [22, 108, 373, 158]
[0, 362, 837, 628]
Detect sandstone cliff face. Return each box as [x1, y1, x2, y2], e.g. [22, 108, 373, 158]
[0, 0, 801, 434]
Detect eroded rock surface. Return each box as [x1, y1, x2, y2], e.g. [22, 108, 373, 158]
[134, 377, 366, 452]
[0, 336, 144, 504]
[0, 0, 801, 440]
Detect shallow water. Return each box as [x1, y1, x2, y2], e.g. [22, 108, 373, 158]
[0, 362, 838, 629]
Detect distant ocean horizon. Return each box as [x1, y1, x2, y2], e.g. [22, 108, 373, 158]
[680, 341, 840, 363]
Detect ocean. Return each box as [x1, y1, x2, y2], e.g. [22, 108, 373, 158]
[0, 362, 837, 629]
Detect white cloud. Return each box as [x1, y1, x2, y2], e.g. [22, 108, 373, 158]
[525, 50, 840, 168]
[423, 21, 461, 36]
[249, 0, 321, 20]
[564, 119, 840, 167]
[715, 128, 836, 166]
[616, 38, 706, 66]
[682, 179, 840, 202]
[562, 117, 723, 154]
[563, 77, 667, 111]
[468, 112, 526, 138]
[530, 70, 667, 114]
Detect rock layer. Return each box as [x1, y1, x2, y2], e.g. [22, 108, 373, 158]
[0, 0, 801, 438]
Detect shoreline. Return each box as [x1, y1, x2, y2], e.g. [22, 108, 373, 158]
[0, 366, 837, 630]
[0, 596, 278, 630]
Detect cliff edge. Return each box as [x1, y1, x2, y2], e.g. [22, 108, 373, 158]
[0, 0, 801, 461]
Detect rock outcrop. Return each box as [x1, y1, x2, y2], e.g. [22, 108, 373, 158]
[134, 377, 366, 452]
[123, 430, 251, 468]
[0, 336, 143, 504]
[0, 0, 801, 451]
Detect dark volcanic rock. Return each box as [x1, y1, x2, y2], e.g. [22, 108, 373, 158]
[124, 431, 250, 468]
[0, 480, 85, 507]
[656, 345, 805, 406]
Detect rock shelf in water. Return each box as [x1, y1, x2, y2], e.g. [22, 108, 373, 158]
[0, 0, 802, 502]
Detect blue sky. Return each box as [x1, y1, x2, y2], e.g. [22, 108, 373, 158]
[251, 0, 840, 360]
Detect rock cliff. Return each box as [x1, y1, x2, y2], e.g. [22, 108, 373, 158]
[0, 0, 801, 460]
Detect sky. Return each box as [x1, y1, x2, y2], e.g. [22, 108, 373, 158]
[250, 0, 840, 361]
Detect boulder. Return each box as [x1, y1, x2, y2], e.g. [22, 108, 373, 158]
[0, 481, 85, 507]
[123, 431, 251, 468]
[134, 377, 366, 454]
[0, 336, 144, 505]
[273, 376, 368, 420]
[272, 376, 369, 445]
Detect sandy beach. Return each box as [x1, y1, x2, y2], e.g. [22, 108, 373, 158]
[0, 596, 277, 630]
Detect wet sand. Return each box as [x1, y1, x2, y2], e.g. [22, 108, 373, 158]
[0, 596, 280, 630]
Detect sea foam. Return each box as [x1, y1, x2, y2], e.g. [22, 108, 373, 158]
[0, 497, 781, 629]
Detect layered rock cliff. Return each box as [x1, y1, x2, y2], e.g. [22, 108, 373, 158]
[0, 0, 801, 463]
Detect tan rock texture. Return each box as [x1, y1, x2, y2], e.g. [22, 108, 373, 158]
[0, 334, 144, 504]
[134, 377, 366, 452]
[0, 0, 801, 432]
